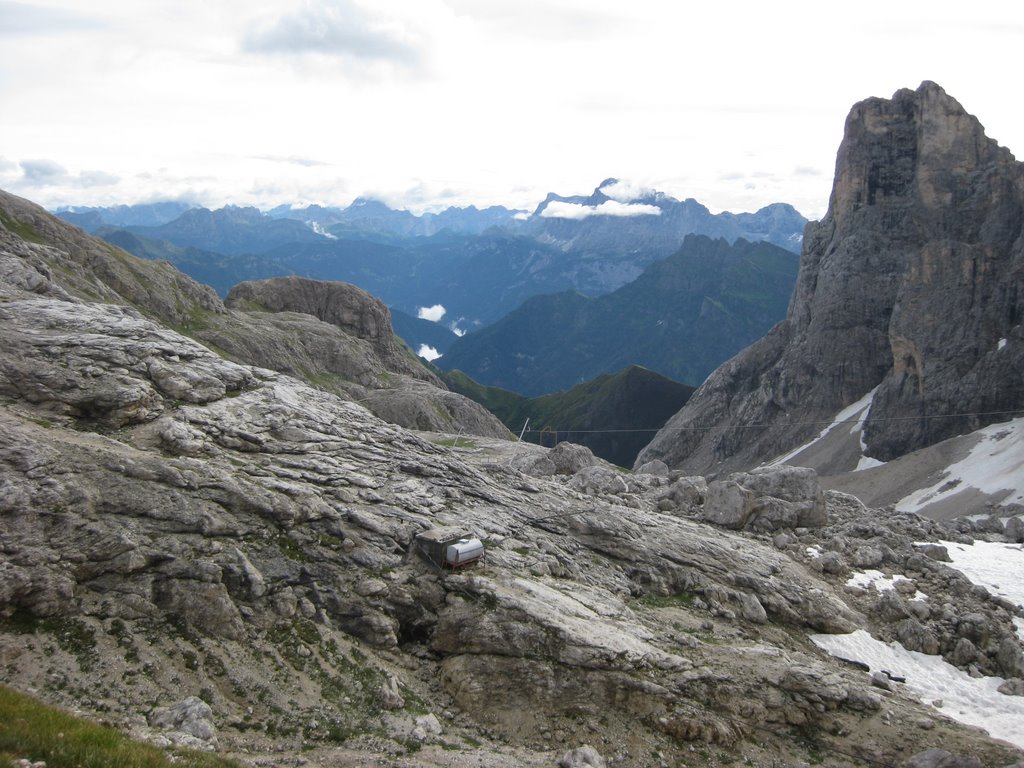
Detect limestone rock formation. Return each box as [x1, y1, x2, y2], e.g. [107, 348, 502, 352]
[638, 82, 1024, 475]
[226, 276, 434, 384]
[0, 189, 510, 440]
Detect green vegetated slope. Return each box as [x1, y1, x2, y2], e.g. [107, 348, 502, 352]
[437, 234, 800, 396]
[0, 685, 240, 768]
[444, 365, 694, 467]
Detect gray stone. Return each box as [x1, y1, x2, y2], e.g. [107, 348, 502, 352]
[895, 618, 940, 656]
[559, 744, 607, 768]
[817, 551, 846, 574]
[149, 696, 217, 747]
[997, 678, 1024, 696]
[916, 543, 951, 562]
[636, 459, 669, 477]
[703, 465, 825, 531]
[1004, 516, 1024, 544]
[996, 637, 1024, 679]
[379, 675, 405, 710]
[950, 637, 978, 667]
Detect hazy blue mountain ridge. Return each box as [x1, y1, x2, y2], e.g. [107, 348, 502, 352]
[436, 235, 800, 395]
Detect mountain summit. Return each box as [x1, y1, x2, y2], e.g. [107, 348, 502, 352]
[638, 82, 1024, 475]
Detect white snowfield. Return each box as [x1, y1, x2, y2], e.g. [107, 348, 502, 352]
[813, 539, 1024, 750]
[939, 539, 1024, 610]
[896, 417, 1024, 513]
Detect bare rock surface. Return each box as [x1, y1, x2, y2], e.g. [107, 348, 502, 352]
[2, 181, 1024, 764]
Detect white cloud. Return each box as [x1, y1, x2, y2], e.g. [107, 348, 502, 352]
[2, 1, 1022, 220]
[254, 154, 331, 168]
[417, 304, 446, 322]
[20, 158, 68, 184]
[417, 344, 441, 361]
[540, 199, 661, 220]
[599, 178, 655, 203]
[17, 159, 120, 188]
[0, 2, 103, 37]
[242, 0, 423, 68]
[449, 321, 465, 337]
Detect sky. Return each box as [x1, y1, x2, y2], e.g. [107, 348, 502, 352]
[1, 1, 1023, 220]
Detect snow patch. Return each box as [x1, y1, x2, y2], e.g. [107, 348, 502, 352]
[766, 387, 881, 468]
[896, 417, 1024, 513]
[937, 539, 1024, 609]
[855, 455, 885, 471]
[846, 570, 927, 601]
[307, 221, 337, 239]
[998, 338, 1008, 351]
[805, 545, 822, 559]
[810, 629, 1024, 749]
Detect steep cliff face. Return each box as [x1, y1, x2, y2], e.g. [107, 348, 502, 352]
[638, 82, 1024, 474]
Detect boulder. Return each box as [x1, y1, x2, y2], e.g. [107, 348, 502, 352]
[149, 696, 217, 749]
[559, 745, 607, 768]
[703, 465, 826, 531]
[1004, 515, 1024, 544]
[997, 678, 1024, 697]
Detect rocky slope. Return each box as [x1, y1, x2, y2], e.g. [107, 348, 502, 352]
[638, 82, 1024, 477]
[0, 190, 510, 440]
[2, 187, 1024, 767]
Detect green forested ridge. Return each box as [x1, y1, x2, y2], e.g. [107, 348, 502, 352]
[443, 365, 694, 467]
[437, 235, 799, 395]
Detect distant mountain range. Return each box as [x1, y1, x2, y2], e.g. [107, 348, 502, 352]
[54, 182, 807, 396]
[436, 235, 800, 395]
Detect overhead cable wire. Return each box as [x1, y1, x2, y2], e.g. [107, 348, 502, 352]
[518, 408, 1024, 436]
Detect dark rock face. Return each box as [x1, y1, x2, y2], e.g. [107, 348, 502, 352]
[638, 82, 1024, 474]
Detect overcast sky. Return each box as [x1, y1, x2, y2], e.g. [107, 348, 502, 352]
[1, 1, 1022, 219]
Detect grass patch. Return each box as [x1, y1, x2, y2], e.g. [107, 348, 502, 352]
[276, 535, 311, 563]
[0, 212, 45, 244]
[1, 612, 99, 672]
[0, 684, 241, 768]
